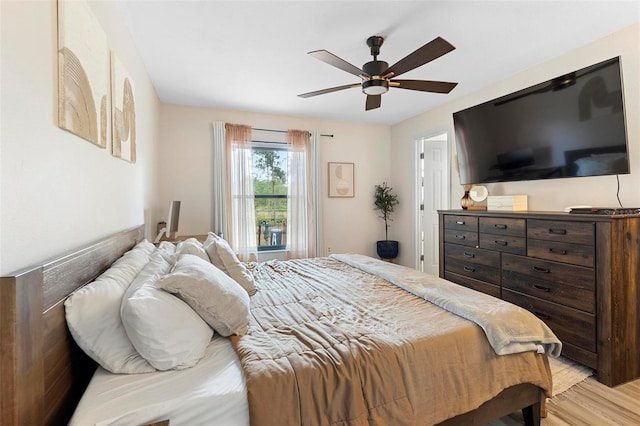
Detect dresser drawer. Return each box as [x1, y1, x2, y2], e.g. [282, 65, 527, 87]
[502, 270, 595, 313]
[527, 219, 594, 245]
[443, 215, 478, 232]
[503, 289, 596, 352]
[444, 229, 478, 247]
[445, 272, 501, 298]
[479, 233, 526, 255]
[502, 253, 594, 289]
[445, 258, 500, 285]
[527, 239, 594, 267]
[444, 244, 500, 268]
[479, 217, 526, 237]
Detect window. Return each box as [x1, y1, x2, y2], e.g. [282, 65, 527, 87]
[214, 123, 316, 259]
[252, 146, 287, 251]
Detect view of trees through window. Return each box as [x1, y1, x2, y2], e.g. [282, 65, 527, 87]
[253, 147, 288, 250]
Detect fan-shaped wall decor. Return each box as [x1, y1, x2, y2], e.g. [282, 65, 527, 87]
[111, 52, 137, 163]
[57, 0, 108, 148]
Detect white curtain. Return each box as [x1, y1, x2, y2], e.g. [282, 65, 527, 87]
[211, 122, 228, 237]
[225, 123, 257, 261]
[286, 130, 318, 259]
[310, 131, 321, 256]
[214, 124, 320, 260]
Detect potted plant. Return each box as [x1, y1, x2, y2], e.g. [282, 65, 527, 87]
[373, 182, 400, 260]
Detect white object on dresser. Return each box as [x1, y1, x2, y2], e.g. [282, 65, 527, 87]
[563, 205, 592, 213]
[487, 195, 528, 211]
[469, 185, 488, 202]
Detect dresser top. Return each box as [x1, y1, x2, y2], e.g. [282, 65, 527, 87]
[438, 209, 640, 222]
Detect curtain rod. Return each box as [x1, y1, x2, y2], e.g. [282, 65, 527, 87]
[252, 127, 333, 138]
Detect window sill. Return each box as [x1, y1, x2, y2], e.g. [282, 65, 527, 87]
[256, 249, 288, 261]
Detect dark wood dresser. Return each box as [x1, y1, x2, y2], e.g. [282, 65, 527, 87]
[438, 209, 640, 387]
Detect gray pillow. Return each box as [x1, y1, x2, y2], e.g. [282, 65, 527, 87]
[203, 232, 256, 296]
[175, 238, 210, 262]
[156, 254, 250, 337]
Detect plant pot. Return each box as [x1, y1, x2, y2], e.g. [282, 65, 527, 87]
[376, 240, 399, 260]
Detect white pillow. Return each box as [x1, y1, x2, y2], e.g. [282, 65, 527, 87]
[156, 254, 250, 337]
[156, 240, 177, 254]
[121, 252, 213, 371]
[175, 238, 210, 263]
[203, 232, 256, 296]
[99, 240, 156, 283]
[65, 241, 156, 374]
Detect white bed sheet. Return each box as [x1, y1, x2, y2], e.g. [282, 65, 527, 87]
[69, 335, 249, 426]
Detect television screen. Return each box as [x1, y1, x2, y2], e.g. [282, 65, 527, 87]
[453, 57, 629, 185]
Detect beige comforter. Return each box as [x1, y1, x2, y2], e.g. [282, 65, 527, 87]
[230, 256, 555, 426]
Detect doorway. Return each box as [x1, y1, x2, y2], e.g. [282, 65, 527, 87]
[416, 131, 450, 275]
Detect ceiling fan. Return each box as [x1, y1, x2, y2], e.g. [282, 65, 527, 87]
[298, 36, 458, 111]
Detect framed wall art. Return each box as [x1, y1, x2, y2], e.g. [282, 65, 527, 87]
[111, 51, 136, 163]
[328, 162, 354, 198]
[57, 0, 109, 148]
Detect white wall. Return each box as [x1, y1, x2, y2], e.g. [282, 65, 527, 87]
[158, 104, 391, 258]
[0, 1, 161, 274]
[391, 23, 640, 268]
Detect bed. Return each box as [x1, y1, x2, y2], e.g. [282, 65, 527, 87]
[0, 225, 559, 425]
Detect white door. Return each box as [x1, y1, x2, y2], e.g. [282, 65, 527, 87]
[417, 133, 450, 275]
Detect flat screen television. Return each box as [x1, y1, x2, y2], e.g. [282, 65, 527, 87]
[453, 57, 629, 185]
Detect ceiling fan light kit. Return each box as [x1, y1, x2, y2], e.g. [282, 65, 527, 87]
[362, 79, 389, 95]
[299, 35, 458, 110]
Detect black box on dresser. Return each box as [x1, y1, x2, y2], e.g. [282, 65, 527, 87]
[438, 209, 640, 387]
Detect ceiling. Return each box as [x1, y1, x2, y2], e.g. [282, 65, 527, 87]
[117, 1, 640, 126]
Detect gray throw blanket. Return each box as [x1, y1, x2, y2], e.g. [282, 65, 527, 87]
[331, 253, 562, 357]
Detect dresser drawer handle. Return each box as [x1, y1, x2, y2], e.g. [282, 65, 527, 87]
[549, 228, 567, 235]
[532, 284, 551, 292]
[456, 220, 465, 225]
[548, 248, 568, 255]
[463, 252, 475, 258]
[463, 266, 476, 273]
[494, 239, 508, 246]
[533, 266, 551, 273]
[494, 224, 507, 229]
[533, 311, 551, 320]
[455, 235, 466, 240]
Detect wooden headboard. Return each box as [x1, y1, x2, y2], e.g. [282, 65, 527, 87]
[0, 225, 145, 425]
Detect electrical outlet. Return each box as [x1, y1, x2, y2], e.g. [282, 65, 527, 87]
[327, 246, 332, 255]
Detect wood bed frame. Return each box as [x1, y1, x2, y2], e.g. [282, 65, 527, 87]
[1, 225, 144, 425]
[0, 225, 544, 425]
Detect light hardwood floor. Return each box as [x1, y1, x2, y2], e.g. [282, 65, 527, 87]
[494, 377, 640, 425]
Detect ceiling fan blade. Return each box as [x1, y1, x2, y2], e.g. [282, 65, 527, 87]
[365, 94, 381, 111]
[309, 50, 370, 78]
[298, 83, 360, 98]
[393, 79, 458, 94]
[383, 37, 455, 78]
